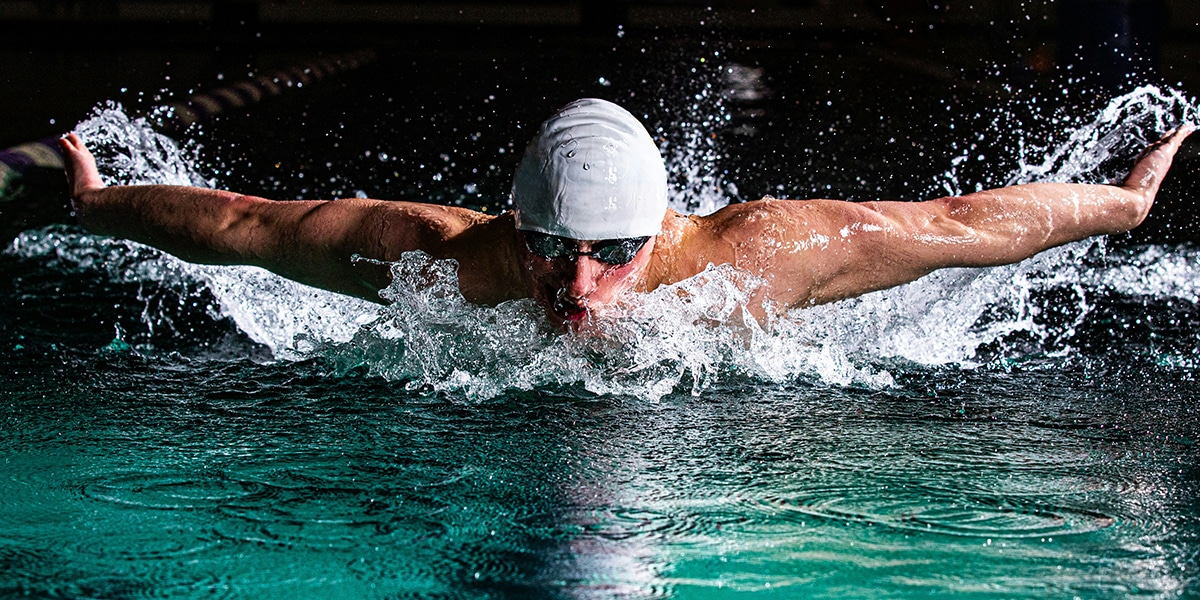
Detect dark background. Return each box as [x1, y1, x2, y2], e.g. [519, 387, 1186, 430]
[2, 0, 1198, 242]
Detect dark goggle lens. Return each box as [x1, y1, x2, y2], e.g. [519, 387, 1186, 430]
[591, 237, 649, 265]
[524, 233, 649, 266]
[526, 233, 572, 259]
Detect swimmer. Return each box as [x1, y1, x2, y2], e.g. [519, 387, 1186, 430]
[60, 98, 1193, 328]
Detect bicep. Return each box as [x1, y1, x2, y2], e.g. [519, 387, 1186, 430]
[725, 199, 992, 308]
[246, 199, 463, 301]
[793, 200, 971, 305]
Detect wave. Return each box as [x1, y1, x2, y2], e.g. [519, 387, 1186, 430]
[8, 85, 1197, 400]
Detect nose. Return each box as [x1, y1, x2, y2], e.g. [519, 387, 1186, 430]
[561, 256, 604, 302]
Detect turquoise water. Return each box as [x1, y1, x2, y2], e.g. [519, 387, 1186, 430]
[5, 331, 1200, 597]
[4, 41, 1200, 597]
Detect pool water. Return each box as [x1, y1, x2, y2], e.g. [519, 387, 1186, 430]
[4, 31, 1200, 597]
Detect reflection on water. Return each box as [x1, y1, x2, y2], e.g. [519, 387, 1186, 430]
[2, 359, 1198, 597]
[2, 38, 1200, 598]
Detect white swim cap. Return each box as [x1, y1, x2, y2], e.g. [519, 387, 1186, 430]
[512, 98, 668, 240]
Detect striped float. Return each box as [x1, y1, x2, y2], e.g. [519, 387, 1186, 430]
[0, 49, 376, 203]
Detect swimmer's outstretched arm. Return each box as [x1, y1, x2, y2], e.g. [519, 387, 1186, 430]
[684, 128, 1192, 308]
[60, 133, 508, 303]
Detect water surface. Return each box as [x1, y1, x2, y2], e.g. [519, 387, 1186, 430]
[3, 36, 1200, 598]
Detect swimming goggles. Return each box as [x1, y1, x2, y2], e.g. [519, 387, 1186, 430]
[523, 232, 650, 266]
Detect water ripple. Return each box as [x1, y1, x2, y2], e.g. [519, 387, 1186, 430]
[82, 471, 271, 510]
[756, 487, 1116, 539]
[213, 493, 450, 549]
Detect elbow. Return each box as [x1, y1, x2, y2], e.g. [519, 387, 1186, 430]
[1117, 188, 1153, 233]
[71, 189, 117, 236]
[1099, 185, 1153, 235]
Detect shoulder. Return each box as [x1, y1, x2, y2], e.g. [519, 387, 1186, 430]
[704, 197, 884, 228]
[649, 203, 801, 285]
[376, 200, 494, 236]
[370, 200, 502, 260]
[646, 198, 900, 288]
[697, 198, 938, 250]
[660, 197, 859, 250]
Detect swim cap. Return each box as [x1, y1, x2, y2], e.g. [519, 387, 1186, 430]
[512, 98, 668, 240]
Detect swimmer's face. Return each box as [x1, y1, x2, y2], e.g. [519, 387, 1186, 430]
[517, 231, 655, 328]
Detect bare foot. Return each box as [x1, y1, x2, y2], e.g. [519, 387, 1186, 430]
[1122, 127, 1194, 199]
[59, 133, 106, 200]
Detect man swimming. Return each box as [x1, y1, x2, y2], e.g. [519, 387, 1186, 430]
[60, 98, 1192, 328]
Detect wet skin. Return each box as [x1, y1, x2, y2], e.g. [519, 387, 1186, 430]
[60, 128, 1193, 330]
[514, 231, 657, 328]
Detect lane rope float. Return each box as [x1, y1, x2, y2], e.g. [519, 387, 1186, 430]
[0, 49, 376, 203]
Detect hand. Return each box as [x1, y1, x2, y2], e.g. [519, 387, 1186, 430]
[59, 133, 106, 202]
[1122, 126, 1194, 200]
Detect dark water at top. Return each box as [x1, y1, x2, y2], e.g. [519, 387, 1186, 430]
[3, 29, 1200, 598]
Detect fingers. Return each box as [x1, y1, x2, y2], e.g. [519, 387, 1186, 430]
[1160, 126, 1193, 147]
[59, 132, 86, 158]
[1135, 127, 1191, 160]
[1121, 127, 1192, 201]
[60, 134, 79, 193]
[1153, 126, 1193, 153]
[60, 132, 86, 154]
[59, 131, 106, 197]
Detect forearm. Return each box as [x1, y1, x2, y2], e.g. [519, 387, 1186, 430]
[60, 134, 402, 301]
[931, 181, 1147, 266]
[75, 185, 398, 299]
[735, 129, 1190, 308]
[74, 184, 311, 265]
[887, 128, 1189, 270]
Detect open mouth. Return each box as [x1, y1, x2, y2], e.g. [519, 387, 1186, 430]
[549, 288, 588, 322]
[553, 298, 587, 322]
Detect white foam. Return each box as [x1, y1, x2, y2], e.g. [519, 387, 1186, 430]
[11, 86, 1196, 400]
[74, 101, 214, 188]
[316, 255, 893, 400]
[792, 241, 1099, 366]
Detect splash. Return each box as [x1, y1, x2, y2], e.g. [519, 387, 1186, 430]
[33, 102, 380, 355]
[795, 242, 1100, 367]
[316, 253, 892, 400]
[810, 85, 1198, 367]
[657, 54, 759, 216]
[12, 87, 1198, 399]
[6, 226, 379, 355]
[1003, 85, 1198, 186]
[73, 102, 214, 189]
[935, 85, 1199, 195]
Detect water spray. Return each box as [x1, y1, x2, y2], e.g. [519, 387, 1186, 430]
[0, 49, 376, 208]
